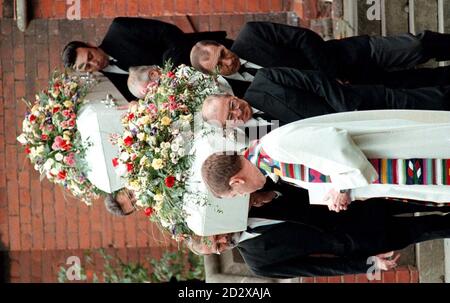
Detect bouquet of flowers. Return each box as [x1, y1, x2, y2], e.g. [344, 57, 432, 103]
[17, 71, 103, 204]
[114, 63, 220, 239]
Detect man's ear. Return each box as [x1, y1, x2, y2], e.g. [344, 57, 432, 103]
[229, 175, 245, 187]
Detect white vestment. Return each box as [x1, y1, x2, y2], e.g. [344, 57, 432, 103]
[260, 110, 450, 203]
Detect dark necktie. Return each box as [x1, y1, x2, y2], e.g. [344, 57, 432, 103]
[238, 65, 259, 77]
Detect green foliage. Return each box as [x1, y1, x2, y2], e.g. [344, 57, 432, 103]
[58, 246, 204, 283]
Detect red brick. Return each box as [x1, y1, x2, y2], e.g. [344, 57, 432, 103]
[247, 0, 259, 12]
[328, 276, 342, 283]
[37, 0, 53, 18]
[114, 231, 126, 248]
[9, 258, 20, 279]
[8, 216, 21, 250]
[32, 215, 45, 250]
[410, 267, 419, 283]
[37, 61, 49, 80]
[199, 0, 212, 14]
[187, 0, 199, 14]
[139, 0, 153, 16]
[315, 276, 327, 283]
[91, 231, 102, 248]
[164, 0, 175, 15]
[396, 267, 411, 283]
[212, 0, 223, 13]
[301, 277, 315, 283]
[31, 251, 43, 281]
[223, 0, 234, 13]
[123, 216, 137, 247]
[137, 221, 149, 247]
[79, 206, 91, 249]
[260, 0, 271, 12]
[14, 47, 25, 62]
[103, 0, 117, 17]
[355, 273, 369, 283]
[17, 254, 34, 281]
[21, 223, 33, 250]
[44, 231, 56, 250]
[271, 0, 285, 11]
[80, 0, 90, 18]
[382, 270, 396, 283]
[2, 72, 14, 108]
[175, 0, 188, 14]
[115, 0, 128, 16]
[90, 0, 103, 17]
[127, 0, 139, 16]
[30, 178, 42, 215]
[54, 0, 67, 18]
[14, 80, 26, 100]
[68, 232, 79, 249]
[342, 274, 356, 283]
[54, 187, 68, 249]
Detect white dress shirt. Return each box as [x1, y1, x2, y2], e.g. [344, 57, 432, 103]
[239, 218, 284, 243]
[225, 59, 263, 82]
[102, 57, 129, 74]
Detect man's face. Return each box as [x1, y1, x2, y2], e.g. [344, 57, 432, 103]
[221, 157, 267, 198]
[115, 188, 137, 215]
[203, 96, 253, 127]
[74, 47, 109, 72]
[130, 66, 162, 97]
[200, 44, 240, 76]
[197, 233, 239, 255]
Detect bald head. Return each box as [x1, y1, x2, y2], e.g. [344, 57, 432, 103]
[127, 65, 161, 99]
[190, 40, 240, 75]
[202, 94, 253, 127]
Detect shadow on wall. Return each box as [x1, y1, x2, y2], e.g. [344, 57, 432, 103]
[0, 233, 10, 283]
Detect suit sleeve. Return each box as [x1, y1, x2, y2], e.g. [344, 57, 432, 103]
[258, 67, 365, 112]
[111, 17, 184, 49]
[251, 255, 373, 278]
[243, 22, 339, 77]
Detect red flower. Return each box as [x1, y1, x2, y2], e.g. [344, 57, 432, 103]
[24, 146, 31, 154]
[168, 95, 176, 102]
[57, 171, 67, 180]
[144, 207, 154, 217]
[29, 115, 36, 122]
[52, 106, 60, 114]
[164, 176, 176, 188]
[126, 163, 133, 172]
[41, 134, 49, 141]
[112, 158, 119, 167]
[123, 136, 133, 147]
[166, 71, 175, 78]
[128, 113, 135, 120]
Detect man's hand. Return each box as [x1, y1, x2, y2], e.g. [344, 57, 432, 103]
[249, 191, 277, 207]
[374, 251, 400, 271]
[117, 100, 138, 110]
[323, 189, 350, 212]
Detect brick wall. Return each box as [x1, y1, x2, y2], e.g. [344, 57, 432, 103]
[1, 0, 290, 19]
[0, 1, 290, 281]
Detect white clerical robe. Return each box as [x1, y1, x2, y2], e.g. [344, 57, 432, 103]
[260, 110, 450, 203]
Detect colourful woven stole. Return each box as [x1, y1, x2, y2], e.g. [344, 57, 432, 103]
[244, 140, 450, 186]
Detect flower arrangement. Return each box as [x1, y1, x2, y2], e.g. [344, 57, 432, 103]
[17, 71, 103, 204]
[114, 63, 220, 239]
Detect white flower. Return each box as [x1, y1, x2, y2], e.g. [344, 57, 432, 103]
[54, 153, 63, 162]
[178, 148, 185, 157]
[171, 143, 179, 152]
[43, 158, 55, 171]
[17, 134, 28, 144]
[119, 152, 130, 162]
[154, 147, 160, 153]
[171, 158, 178, 164]
[115, 163, 128, 176]
[137, 132, 146, 141]
[170, 153, 176, 159]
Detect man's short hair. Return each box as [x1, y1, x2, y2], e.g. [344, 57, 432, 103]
[190, 40, 222, 74]
[202, 93, 232, 124]
[201, 152, 243, 196]
[104, 193, 128, 217]
[128, 65, 153, 98]
[62, 41, 91, 69]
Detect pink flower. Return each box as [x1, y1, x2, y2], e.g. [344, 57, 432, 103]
[62, 110, 71, 117]
[64, 153, 76, 166]
[52, 136, 71, 151]
[166, 71, 175, 78]
[168, 95, 176, 102]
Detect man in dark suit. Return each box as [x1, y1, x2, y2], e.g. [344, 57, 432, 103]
[201, 68, 450, 128]
[62, 17, 231, 101]
[190, 21, 450, 95]
[190, 175, 450, 278]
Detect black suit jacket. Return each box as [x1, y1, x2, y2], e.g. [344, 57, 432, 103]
[239, 179, 433, 278]
[231, 22, 373, 82]
[98, 17, 230, 101]
[244, 67, 450, 123]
